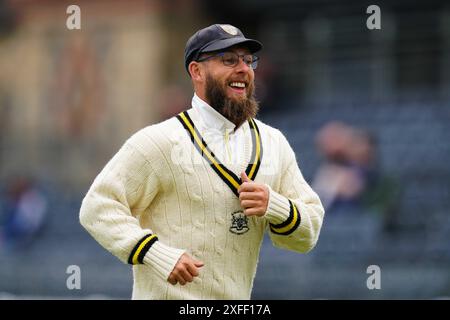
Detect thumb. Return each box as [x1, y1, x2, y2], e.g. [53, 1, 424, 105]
[241, 171, 250, 183]
[194, 260, 204, 267]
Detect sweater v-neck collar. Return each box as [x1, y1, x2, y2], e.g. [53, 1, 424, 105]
[176, 108, 263, 197]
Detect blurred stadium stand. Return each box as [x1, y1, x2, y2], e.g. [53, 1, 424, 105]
[1, 0, 450, 299]
[253, 99, 450, 299]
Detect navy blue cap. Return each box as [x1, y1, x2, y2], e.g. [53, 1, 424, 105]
[184, 24, 263, 75]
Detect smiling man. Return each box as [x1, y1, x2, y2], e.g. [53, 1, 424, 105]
[79, 24, 325, 299]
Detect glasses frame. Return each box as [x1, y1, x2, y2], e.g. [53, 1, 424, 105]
[196, 51, 259, 70]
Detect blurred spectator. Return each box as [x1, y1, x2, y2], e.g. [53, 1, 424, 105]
[312, 121, 399, 225]
[0, 176, 48, 252]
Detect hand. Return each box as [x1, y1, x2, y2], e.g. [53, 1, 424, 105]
[238, 171, 269, 217]
[168, 253, 204, 286]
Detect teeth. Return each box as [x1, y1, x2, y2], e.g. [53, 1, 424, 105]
[230, 82, 246, 88]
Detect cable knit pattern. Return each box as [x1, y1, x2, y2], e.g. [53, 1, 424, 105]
[79, 98, 325, 300]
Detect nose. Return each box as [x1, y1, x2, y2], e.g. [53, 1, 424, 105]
[234, 56, 252, 73]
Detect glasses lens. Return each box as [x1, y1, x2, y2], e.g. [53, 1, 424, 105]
[250, 55, 259, 69]
[220, 52, 259, 69]
[222, 52, 238, 66]
[243, 55, 253, 65]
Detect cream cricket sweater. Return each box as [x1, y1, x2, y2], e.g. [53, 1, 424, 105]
[79, 95, 325, 300]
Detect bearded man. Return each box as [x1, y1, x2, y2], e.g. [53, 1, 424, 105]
[79, 24, 325, 299]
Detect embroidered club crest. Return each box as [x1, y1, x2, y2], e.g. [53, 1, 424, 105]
[219, 24, 238, 36]
[229, 210, 249, 235]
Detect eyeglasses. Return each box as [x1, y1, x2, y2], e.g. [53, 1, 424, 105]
[197, 51, 259, 70]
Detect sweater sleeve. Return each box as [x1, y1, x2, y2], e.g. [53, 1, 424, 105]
[264, 131, 325, 253]
[79, 135, 185, 281]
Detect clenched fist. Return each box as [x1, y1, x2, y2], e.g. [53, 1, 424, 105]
[168, 253, 204, 286]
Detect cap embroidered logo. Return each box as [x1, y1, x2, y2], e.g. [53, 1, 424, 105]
[219, 24, 238, 35]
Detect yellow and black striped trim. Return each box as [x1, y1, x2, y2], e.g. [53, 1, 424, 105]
[176, 111, 263, 197]
[128, 234, 158, 265]
[246, 118, 263, 181]
[269, 200, 301, 235]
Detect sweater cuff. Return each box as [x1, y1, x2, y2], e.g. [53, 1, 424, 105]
[143, 241, 186, 281]
[264, 185, 292, 224]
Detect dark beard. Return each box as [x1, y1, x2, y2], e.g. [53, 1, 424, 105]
[205, 74, 259, 129]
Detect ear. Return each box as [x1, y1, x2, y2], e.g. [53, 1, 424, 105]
[189, 61, 204, 82]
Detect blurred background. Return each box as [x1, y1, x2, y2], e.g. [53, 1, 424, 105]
[0, 0, 449, 299]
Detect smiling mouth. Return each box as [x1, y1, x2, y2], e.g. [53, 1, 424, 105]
[228, 81, 247, 93]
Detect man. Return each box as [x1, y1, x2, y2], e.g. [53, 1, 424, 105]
[79, 24, 325, 299]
